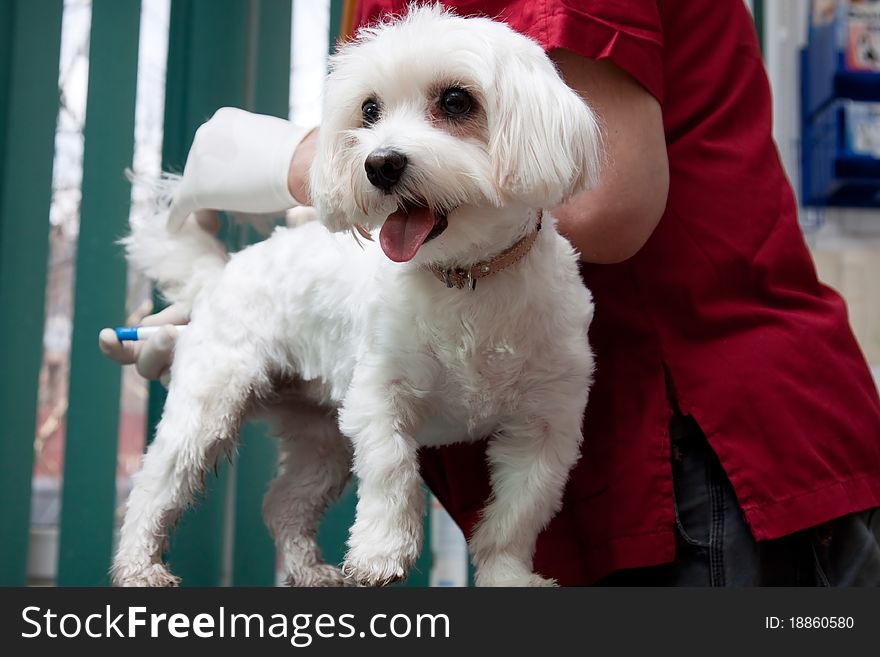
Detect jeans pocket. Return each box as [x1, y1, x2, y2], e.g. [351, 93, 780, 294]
[673, 499, 711, 547]
[670, 432, 715, 549]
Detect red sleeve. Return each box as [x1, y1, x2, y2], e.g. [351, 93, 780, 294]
[353, 0, 665, 103]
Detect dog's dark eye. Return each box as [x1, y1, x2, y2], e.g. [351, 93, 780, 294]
[440, 88, 472, 118]
[362, 99, 381, 126]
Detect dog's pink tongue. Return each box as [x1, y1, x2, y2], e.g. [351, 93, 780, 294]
[379, 206, 436, 262]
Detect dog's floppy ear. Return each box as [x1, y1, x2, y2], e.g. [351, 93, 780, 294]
[309, 124, 355, 233]
[488, 45, 601, 207]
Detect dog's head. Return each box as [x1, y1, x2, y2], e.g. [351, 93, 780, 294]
[310, 4, 601, 264]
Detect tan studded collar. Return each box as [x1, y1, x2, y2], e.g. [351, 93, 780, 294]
[425, 210, 543, 291]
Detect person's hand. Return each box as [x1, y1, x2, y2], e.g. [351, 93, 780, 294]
[167, 107, 313, 231]
[99, 303, 189, 388]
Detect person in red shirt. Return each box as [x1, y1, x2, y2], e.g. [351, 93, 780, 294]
[103, 0, 880, 585]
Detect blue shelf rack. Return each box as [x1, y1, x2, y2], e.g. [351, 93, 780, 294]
[800, 3, 880, 208]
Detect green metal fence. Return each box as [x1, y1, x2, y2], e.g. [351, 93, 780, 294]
[0, 0, 432, 587]
[0, 0, 66, 588]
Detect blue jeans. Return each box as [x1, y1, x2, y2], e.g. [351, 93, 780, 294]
[598, 412, 880, 586]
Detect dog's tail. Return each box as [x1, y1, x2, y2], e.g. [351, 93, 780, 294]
[122, 172, 228, 312]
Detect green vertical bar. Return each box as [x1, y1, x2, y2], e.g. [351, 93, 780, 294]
[316, 483, 357, 568]
[328, 0, 344, 55]
[156, 0, 249, 587]
[250, 0, 292, 114]
[230, 0, 291, 587]
[753, 0, 764, 56]
[0, 0, 64, 586]
[56, 0, 142, 587]
[231, 425, 276, 585]
[409, 495, 432, 586]
[0, 0, 14, 219]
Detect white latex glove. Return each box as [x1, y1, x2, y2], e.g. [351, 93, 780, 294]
[167, 107, 311, 231]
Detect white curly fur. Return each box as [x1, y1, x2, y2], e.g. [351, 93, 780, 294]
[113, 5, 597, 588]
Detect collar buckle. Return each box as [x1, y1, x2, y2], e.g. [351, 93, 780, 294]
[427, 210, 543, 292]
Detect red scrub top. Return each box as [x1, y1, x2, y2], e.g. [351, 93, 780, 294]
[352, 0, 880, 584]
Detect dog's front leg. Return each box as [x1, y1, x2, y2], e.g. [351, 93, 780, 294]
[338, 374, 425, 586]
[469, 408, 585, 587]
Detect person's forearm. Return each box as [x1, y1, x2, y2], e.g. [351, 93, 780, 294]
[553, 155, 669, 265]
[550, 50, 669, 265]
[288, 127, 319, 205]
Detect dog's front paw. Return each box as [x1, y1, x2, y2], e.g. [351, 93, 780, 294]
[342, 551, 408, 587]
[342, 538, 420, 587]
[112, 561, 180, 587]
[342, 512, 422, 586]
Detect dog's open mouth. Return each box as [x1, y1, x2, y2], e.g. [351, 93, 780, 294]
[378, 201, 449, 263]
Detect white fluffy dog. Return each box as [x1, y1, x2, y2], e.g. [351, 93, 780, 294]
[112, 4, 598, 587]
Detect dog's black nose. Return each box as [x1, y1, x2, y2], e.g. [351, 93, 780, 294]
[365, 148, 407, 192]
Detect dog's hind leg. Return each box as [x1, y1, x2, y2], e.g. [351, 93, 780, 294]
[261, 402, 352, 587]
[111, 330, 264, 587]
